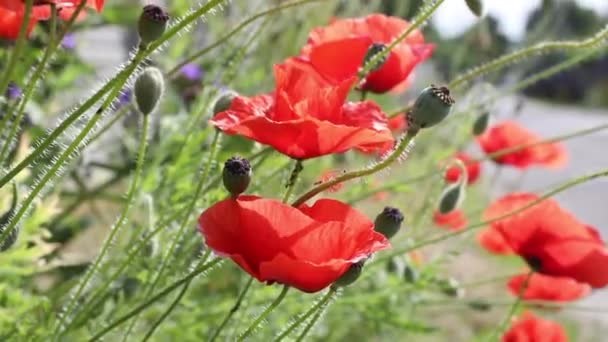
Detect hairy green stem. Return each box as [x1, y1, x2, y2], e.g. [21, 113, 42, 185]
[283, 160, 304, 203]
[52, 113, 151, 339]
[274, 287, 336, 342]
[87, 258, 221, 342]
[209, 277, 255, 342]
[238, 285, 290, 341]
[292, 129, 419, 206]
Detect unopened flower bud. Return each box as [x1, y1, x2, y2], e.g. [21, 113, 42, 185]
[0, 183, 19, 252]
[407, 85, 455, 131]
[332, 260, 365, 288]
[439, 278, 464, 298]
[361, 43, 388, 74]
[138, 5, 169, 47]
[472, 111, 490, 136]
[134, 67, 164, 115]
[374, 206, 404, 239]
[403, 264, 419, 283]
[468, 299, 492, 311]
[386, 257, 402, 274]
[213, 91, 237, 115]
[222, 156, 252, 197]
[438, 183, 465, 214]
[465, 0, 483, 17]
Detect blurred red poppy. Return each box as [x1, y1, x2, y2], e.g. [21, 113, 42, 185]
[301, 14, 434, 93]
[508, 273, 591, 302]
[477, 121, 567, 169]
[388, 114, 408, 132]
[433, 209, 468, 231]
[0, 0, 104, 39]
[481, 192, 608, 288]
[211, 58, 394, 159]
[444, 152, 481, 185]
[198, 195, 390, 293]
[502, 312, 568, 342]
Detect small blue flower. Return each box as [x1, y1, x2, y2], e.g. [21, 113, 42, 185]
[180, 63, 203, 82]
[6, 82, 22, 100]
[61, 34, 77, 50]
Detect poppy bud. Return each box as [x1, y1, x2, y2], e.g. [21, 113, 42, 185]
[374, 206, 404, 240]
[403, 264, 419, 283]
[332, 260, 365, 288]
[438, 183, 465, 214]
[134, 67, 164, 115]
[439, 278, 464, 298]
[361, 43, 388, 74]
[407, 85, 455, 131]
[222, 156, 252, 197]
[0, 183, 19, 252]
[386, 257, 402, 274]
[138, 5, 170, 47]
[213, 91, 237, 115]
[468, 299, 491, 311]
[465, 0, 483, 17]
[472, 111, 490, 136]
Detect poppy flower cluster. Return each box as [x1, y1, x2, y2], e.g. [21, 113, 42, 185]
[502, 312, 568, 342]
[0, 0, 104, 39]
[479, 192, 608, 289]
[212, 14, 433, 159]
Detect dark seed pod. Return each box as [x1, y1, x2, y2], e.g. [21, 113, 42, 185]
[332, 260, 365, 288]
[407, 85, 455, 131]
[138, 5, 170, 47]
[374, 206, 404, 240]
[465, 0, 483, 17]
[222, 156, 252, 197]
[438, 183, 465, 214]
[0, 183, 19, 252]
[134, 67, 165, 115]
[472, 111, 490, 136]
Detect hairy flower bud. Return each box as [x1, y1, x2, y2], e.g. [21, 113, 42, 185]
[222, 156, 252, 197]
[374, 206, 404, 239]
[465, 0, 483, 17]
[0, 183, 19, 252]
[138, 5, 169, 47]
[134, 67, 164, 115]
[407, 85, 455, 131]
[472, 111, 490, 136]
[332, 260, 365, 288]
[213, 91, 238, 115]
[438, 183, 465, 214]
[361, 43, 388, 74]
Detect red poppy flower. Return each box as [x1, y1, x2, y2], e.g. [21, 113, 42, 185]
[198, 195, 390, 293]
[481, 192, 608, 288]
[507, 273, 591, 302]
[477, 226, 513, 254]
[502, 312, 568, 342]
[444, 152, 481, 185]
[211, 58, 394, 159]
[433, 209, 468, 231]
[388, 114, 408, 132]
[301, 14, 434, 93]
[477, 121, 567, 169]
[0, 0, 104, 39]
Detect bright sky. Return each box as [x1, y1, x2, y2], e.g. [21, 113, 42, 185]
[432, 0, 608, 41]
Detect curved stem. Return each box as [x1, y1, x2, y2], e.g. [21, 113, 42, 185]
[377, 169, 608, 262]
[87, 258, 221, 342]
[292, 129, 419, 207]
[238, 285, 289, 342]
[167, 0, 326, 77]
[209, 277, 255, 342]
[0, 0, 33, 96]
[52, 113, 150, 338]
[274, 287, 336, 342]
[283, 160, 303, 203]
[485, 271, 534, 342]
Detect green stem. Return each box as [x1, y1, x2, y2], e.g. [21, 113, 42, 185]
[0, 0, 33, 96]
[87, 258, 221, 342]
[377, 169, 608, 262]
[167, 0, 327, 77]
[140, 250, 212, 341]
[0, 2, 86, 164]
[122, 130, 222, 340]
[209, 277, 255, 342]
[292, 129, 419, 207]
[238, 285, 290, 341]
[82, 104, 131, 146]
[283, 160, 303, 203]
[52, 113, 150, 339]
[274, 287, 336, 342]
[485, 271, 534, 342]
